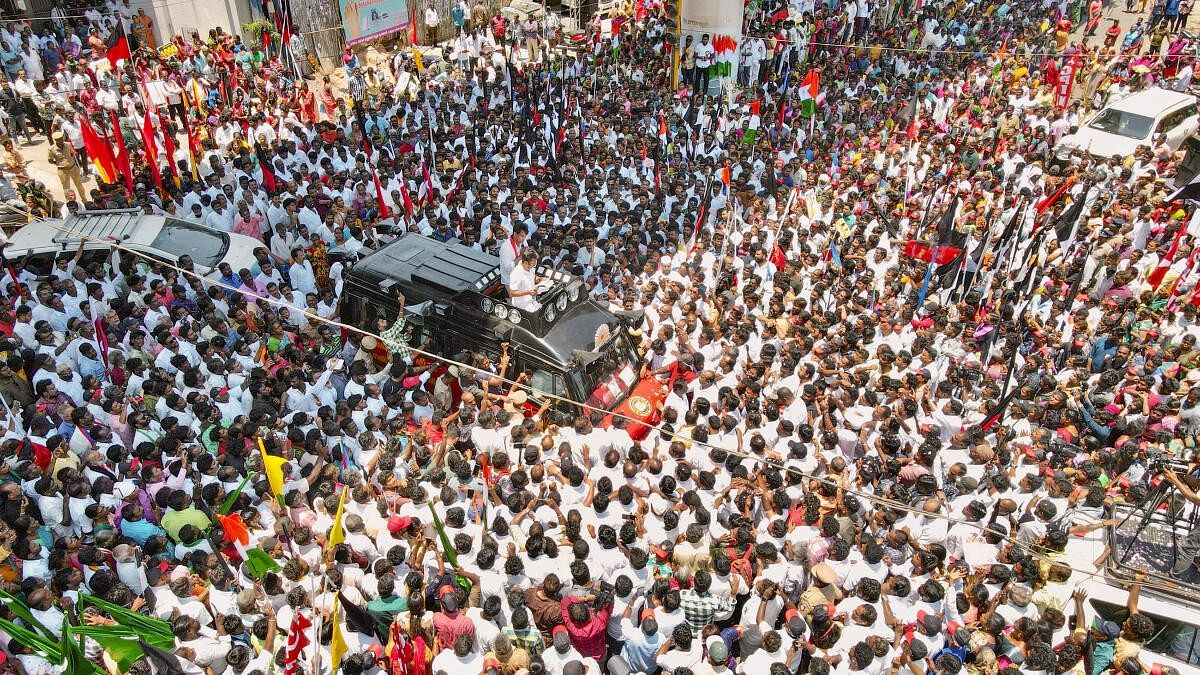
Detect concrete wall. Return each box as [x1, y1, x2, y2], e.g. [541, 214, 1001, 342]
[130, 0, 259, 44]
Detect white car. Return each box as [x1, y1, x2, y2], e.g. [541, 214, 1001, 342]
[1056, 87, 1199, 161]
[3, 209, 262, 279]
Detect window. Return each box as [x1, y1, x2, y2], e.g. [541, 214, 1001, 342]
[1090, 599, 1200, 665]
[529, 369, 566, 398]
[1158, 105, 1197, 135]
[152, 218, 230, 268]
[1089, 108, 1155, 140]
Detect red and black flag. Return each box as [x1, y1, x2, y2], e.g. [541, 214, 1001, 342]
[255, 142, 278, 194]
[106, 23, 131, 70]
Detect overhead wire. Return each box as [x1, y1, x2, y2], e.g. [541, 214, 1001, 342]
[4, 211, 1188, 600]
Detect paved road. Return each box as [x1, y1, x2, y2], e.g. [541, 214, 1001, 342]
[4, 8, 1184, 206]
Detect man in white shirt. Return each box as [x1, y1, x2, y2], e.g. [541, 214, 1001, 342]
[508, 250, 541, 311]
[692, 34, 715, 97]
[498, 223, 528, 286]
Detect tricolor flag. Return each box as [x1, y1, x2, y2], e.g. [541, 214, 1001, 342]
[744, 100, 761, 145]
[798, 70, 821, 117]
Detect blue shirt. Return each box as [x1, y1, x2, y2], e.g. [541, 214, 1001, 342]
[619, 619, 664, 673]
[121, 517, 167, 545]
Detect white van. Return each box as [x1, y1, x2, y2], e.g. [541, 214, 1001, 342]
[1070, 502, 1200, 673]
[1055, 87, 1199, 161]
[2, 209, 263, 279]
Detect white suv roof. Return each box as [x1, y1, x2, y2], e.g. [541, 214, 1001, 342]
[1107, 86, 1196, 114]
[7, 209, 156, 253]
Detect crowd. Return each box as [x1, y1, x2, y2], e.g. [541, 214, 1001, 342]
[1, 0, 1200, 671]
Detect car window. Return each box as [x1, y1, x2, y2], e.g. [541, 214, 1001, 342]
[529, 369, 566, 398]
[1089, 108, 1155, 139]
[1090, 599, 1200, 665]
[152, 218, 230, 268]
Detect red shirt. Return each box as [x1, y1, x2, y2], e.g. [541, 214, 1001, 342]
[431, 609, 474, 648]
[559, 596, 611, 660]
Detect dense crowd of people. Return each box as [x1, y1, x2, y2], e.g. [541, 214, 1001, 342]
[2, 0, 1200, 672]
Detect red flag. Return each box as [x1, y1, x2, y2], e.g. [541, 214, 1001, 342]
[420, 162, 434, 203]
[687, 201, 708, 253]
[283, 612, 312, 675]
[6, 266, 24, 298]
[141, 109, 162, 192]
[903, 240, 962, 265]
[410, 4, 419, 45]
[80, 114, 118, 184]
[399, 180, 414, 217]
[93, 316, 110, 372]
[1148, 228, 1188, 290]
[770, 244, 786, 270]
[159, 114, 179, 184]
[1035, 176, 1075, 216]
[373, 169, 391, 219]
[109, 111, 134, 192]
[721, 161, 731, 189]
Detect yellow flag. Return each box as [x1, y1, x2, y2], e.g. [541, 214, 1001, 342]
[327, 486, 347, 553]
[258, 438, 287, 503]
[330, 597, 347, 675]
[412, 47, 424, 74]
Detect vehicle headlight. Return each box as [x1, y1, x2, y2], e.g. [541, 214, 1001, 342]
[493, 304, 508, 320]
[556, 294, 568, 311]
[545, 306, 557, 322]
[509, 310, 522, 325]
[568, 285, 580, 302]
[481, 298, 494, 313]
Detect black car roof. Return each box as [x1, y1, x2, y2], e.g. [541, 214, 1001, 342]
[349, 233, 496, 296]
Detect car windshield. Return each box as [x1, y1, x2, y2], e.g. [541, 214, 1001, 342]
[583, 332, 640, 410]
[151, 218, 230, 269]
[1088, 108, 1154, 140]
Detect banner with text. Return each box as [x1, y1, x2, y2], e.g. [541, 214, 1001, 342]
[341, 0, 410, 46]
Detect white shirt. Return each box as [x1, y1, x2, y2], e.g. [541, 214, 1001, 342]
[498, 236, 522, 284]
[509, 263, 540, 311]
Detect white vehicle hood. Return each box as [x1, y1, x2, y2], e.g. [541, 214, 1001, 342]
[1058, 126, 1145, 159]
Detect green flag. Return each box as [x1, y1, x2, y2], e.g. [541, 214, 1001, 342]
[244, 547, 283, 580]
[0, 618, 60, 662]
[71, 626, 147, 672]
[0, 588, 53, 638]
[78, 594, 174, 641]
[219, 471, 257, 516]
[60, 618, 103, 675]
[427, 503, 470, 594]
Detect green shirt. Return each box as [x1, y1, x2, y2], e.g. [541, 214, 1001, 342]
[160, 507, 212, 542]
[367, 595, 407, 637]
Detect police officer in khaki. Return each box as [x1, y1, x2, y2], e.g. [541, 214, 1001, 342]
[49, 132, 86, 199]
